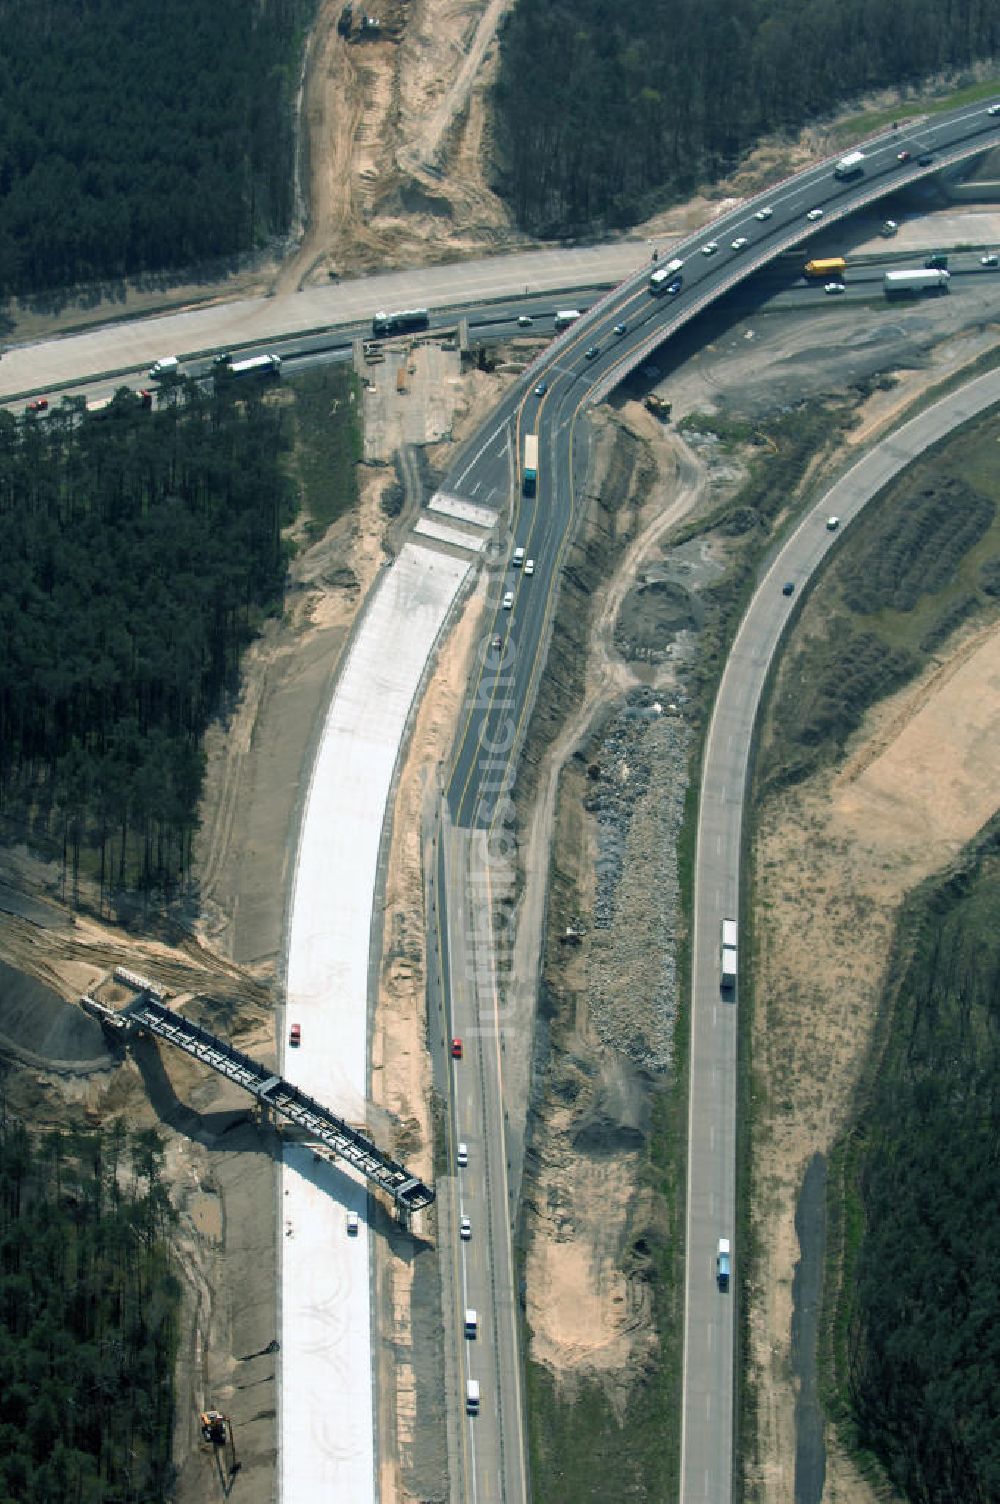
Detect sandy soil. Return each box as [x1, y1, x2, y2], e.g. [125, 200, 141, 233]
[2, 17, 997, 1498]
[519, 414, 710, 1402]
[9, 13, 973, 350]
[749, 614, 1000, 1504]
[255, 0, 522, 297]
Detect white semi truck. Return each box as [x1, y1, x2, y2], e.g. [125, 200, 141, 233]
[883, 268, 950, 297]
[720, 918, 738, 991]
[226, 352, 282, 380]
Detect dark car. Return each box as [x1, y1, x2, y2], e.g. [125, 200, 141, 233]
[782, 581, 795, 597]
[585, 345, 600, 360]
[289, 1023, 301, 1047]
[533, 381, 548, 398]
[918, 153, 934, 166]
[25, 398, 48, 413]
[925, 253, 948, 270]
[666, 280, 682, 296]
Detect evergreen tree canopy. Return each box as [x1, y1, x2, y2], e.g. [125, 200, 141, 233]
[493, 0, 1000, 234]
[0, 385, 293, 899]
[0, 0, 313, 296]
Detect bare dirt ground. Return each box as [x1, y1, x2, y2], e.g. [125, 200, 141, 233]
[509, 303, 1000, 1490]
[3, 14, 998, 1498]
[518, 413, 706, 1406]
[276, 0, 524, 295]
[749, 604, 1000, 1499]
[8, 5, 964, 349]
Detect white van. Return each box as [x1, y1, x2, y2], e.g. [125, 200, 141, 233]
[512, 546, 525, 568]
[457, 1141, 468, 1167]
[464, 1309, 478, 1339]
[466, 1379, 480, 1414]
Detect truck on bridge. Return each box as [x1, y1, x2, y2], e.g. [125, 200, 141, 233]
[884, 268, 950, 297]
[216, 353, 282, 382]
[833, 150, 866, 178]
[372, 308, 430, 338]
[523, 433, 538, 495]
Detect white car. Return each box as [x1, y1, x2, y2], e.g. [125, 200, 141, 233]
[460, 1216, 472, 1241]
[701, 240, 718, 255]
[524, 559, 535, 576]
[731, 236, 749, 251]
[457, 1141, 469, 1168]
[824, 282, 845, 294]
[346, 1212, 360, 1236]
[754, 206, 773, 220]
[502, 590, 514, 610]
[806, 208, 824, 221]
[988, 103, 1000, 116]
[981, 253, 999, 268]
[881, 220, 898, 237]
[517, 314, 533, 327]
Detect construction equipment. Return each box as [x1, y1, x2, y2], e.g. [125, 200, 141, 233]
[200, 1411, 227, 1445]
[200, 1408, 240, 1479]
[645, 394, 672, 420]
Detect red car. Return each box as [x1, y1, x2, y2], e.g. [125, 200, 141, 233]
[290, 1023, 301, 1047]
[25, 398, 48, 413]
[897, 149, 911, 163]
[450, 1037, 463, 1060]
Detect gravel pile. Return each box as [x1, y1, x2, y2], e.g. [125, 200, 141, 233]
[583, 689, 691, 1071]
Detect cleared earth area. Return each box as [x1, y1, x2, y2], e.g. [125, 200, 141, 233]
[2, 10, 1000, 1499]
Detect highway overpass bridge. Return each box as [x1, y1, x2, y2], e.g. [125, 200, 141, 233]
[84, 969, 435, 1213]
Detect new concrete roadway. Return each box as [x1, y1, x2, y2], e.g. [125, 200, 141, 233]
[3, 90, 999, 1504]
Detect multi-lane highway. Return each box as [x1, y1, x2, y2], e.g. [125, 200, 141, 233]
[431, 96, 1000, 1504]
[2, 86, 998, 1504]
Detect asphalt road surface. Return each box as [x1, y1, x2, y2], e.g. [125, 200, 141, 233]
[3, 89, 997, 1504]
[435, 96, 1000, 1504]
[681, 363, 1000, 1503]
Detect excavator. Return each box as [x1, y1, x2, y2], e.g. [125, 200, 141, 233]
[200, 1409, 240, 1481]
[200, 1411, 227, 1445]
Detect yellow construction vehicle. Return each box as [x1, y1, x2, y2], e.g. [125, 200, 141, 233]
[200, 1410, 227, 1445]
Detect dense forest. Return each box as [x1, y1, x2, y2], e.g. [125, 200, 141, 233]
[0, 385, 294, 899]
[830, 824, 1000, 1502]
[492, 0, 1000, 234]
[0, 0, 313, 298]
[0, 1116, 178, 1501]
